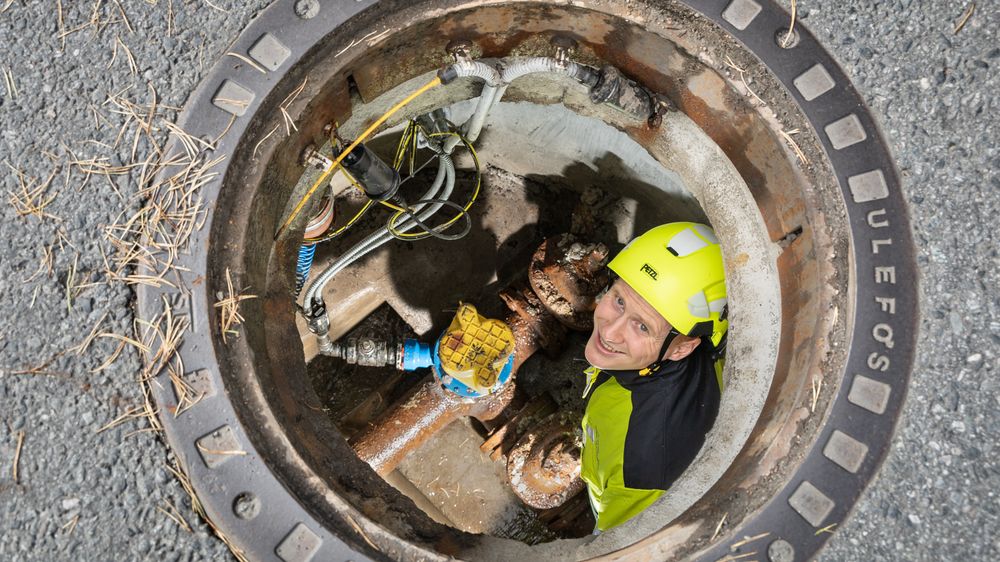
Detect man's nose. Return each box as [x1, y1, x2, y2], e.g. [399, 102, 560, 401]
[603, 313, 627, 343]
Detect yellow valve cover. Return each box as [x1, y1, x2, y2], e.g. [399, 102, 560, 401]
[438, 303, 515, 393]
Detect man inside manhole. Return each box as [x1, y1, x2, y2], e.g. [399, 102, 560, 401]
[581, 222, 727, 532]
[297, 53, 731, 538]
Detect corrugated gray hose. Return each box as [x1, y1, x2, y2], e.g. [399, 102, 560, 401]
[305, 58, 593, 321]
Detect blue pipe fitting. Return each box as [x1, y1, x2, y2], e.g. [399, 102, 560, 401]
[400, 339, 434, 371]
[399, 334, 516, 398]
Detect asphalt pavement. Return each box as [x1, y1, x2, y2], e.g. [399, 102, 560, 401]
[0, 1, 996, 561]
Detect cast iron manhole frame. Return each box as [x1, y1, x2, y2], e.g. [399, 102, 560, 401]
[136, 1, 917, 560]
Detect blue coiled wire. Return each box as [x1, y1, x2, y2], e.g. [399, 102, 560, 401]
[295, 244, 317, 295]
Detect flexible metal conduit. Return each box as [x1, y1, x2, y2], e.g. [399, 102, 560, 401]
[306, 60, 501, 308]
[442, 60, 502, 152]
[499, 56, 597, 85]
[302, 155, 455, 306]
[306, 58, 590, 317]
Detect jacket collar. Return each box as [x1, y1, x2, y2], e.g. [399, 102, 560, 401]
[600, 354, 692, 389]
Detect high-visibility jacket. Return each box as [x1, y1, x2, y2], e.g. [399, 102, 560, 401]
[580, 348, 722, 531]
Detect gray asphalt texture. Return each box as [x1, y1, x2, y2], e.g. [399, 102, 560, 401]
[0, 1, 996, 561]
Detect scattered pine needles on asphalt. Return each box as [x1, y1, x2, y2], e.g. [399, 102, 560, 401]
[21, 243, 55, 283]
[6, 162, 60, 221]
[954, 3, 975, 34]
[136, 295, 189, 381]
[12, 431, 25, 482]
[157, 499, 192, 532]
[80, 77, 252, 559]
[1, 66, 16, 99]
[109, 35, 138, 76]
[74, 313, 108, 356]
[95, 405, 146, 434]
[12, 350, 70, 377]
[166, 459, 250, 562]
[6, 5, 262, 561]
[60, 514, 80, 536]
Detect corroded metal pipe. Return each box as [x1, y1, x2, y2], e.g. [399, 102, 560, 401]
[349, 234, 609, 477]
[506, 414, 586, 509]
[350, 377, 516, 477]
[527, 234, 610, 331]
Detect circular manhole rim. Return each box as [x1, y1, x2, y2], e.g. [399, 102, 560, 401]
[136, 1, 917, 561]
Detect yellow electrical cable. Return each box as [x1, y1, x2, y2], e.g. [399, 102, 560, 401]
[274, 75, 442, 240]
[377, 199, 407, 213]
[386, 131, 482, 240]
[393, 121, 414, 169]
[388, 133, 482, 240]
[310, 119, 433, 242]
[306, 200, 374, 243]
[304, 168, 371, 243]
[409, 121, 419, 175]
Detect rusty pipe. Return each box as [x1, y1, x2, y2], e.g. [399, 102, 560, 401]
[350, 234, 609, 477]
[506, 414, 586, 509]
[350, 374, 517, 477]
[528, 234, 610, 331]
[350, 381, 464, 477]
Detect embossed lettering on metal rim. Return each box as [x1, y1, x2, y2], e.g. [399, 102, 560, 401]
[135, 0, 917, 561]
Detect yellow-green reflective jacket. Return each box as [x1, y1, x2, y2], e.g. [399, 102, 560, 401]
[580, 350, 723, 531]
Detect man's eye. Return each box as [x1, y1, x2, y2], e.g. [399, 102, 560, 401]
[638, 323, 649, 333]
[615, 296, 624, 308]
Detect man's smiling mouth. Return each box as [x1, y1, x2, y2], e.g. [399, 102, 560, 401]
[597, 333, 623, 355]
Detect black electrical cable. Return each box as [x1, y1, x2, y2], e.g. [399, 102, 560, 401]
[386, 198, 472, 241]
[398, 153, 440, 187]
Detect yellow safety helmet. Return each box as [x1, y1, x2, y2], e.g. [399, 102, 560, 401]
[608, 222, 728, 347]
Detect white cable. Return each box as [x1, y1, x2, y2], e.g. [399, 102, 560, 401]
[304, 57, 581, 313]
[303, 156, 455, 305]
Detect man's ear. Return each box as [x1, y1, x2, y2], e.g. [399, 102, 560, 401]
[666, 335, 701, 361]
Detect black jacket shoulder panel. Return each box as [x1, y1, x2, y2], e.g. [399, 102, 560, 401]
[619, 348, 721, 490]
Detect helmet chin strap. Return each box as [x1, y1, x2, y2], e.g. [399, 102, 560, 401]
[639, 328, 680, 376]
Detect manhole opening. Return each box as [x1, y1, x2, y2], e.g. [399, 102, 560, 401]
[297, 95, 724, 542]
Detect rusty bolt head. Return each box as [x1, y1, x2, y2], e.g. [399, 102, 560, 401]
[648, 95, 677, 129]
[506, 413, 585, 509]
[445, 39, 476, 61]
[550, 35, 578, 56]
[501, 284, 566, 356]
[300, 144, 317, 167]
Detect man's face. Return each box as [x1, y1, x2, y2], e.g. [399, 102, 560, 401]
[585, 279, 674, 370]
